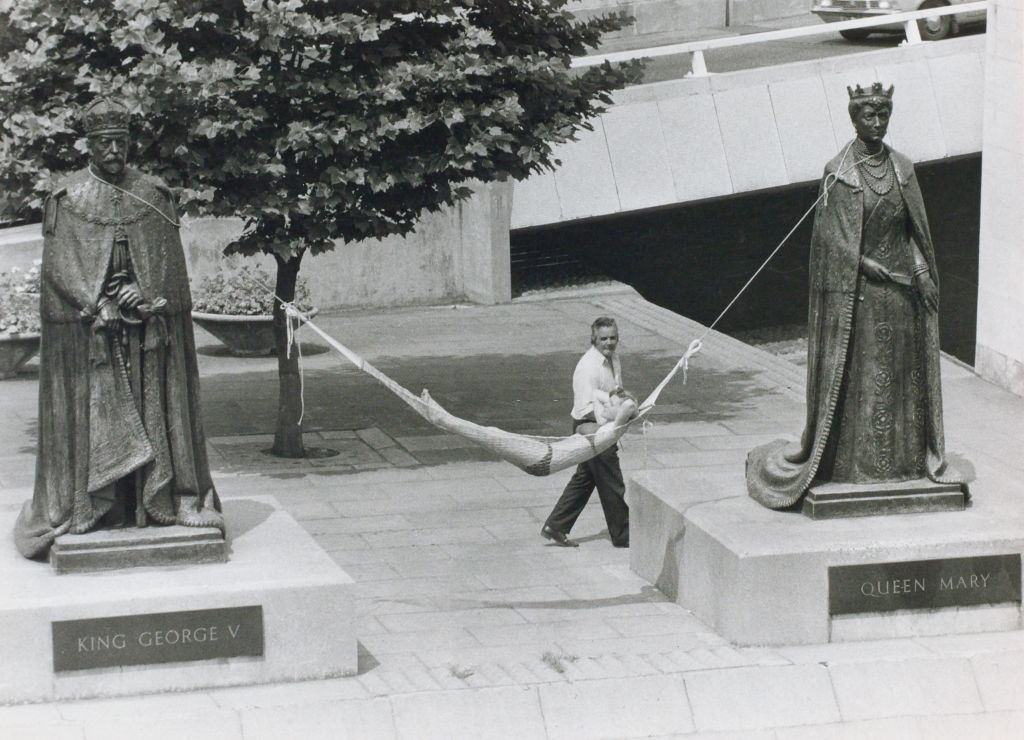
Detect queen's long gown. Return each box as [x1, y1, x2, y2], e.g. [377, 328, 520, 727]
[745, 142, 963, 510]
[816, 157, 928, 484]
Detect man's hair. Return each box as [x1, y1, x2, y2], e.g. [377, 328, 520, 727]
[590, 316, 617, 344]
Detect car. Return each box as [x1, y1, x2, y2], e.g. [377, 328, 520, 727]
[811, 0, 986, 41]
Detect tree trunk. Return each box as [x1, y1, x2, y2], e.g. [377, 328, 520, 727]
[271, 251, 306, 457]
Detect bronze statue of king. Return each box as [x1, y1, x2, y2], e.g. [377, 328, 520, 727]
[15, 97, 223, 559]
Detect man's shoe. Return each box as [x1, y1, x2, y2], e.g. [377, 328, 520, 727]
[613, 538, 629, 548]
[541, 525, 579, 548]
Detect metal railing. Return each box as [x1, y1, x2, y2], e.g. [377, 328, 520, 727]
[571, 1, 988, 76]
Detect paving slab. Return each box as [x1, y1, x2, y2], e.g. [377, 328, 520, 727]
[358, 576, 490, 601]
[684, 731, 777, 740]
[376, 608, 527, 633]
[913, 710, 1024, 740]
[81, 711, 244, 740]
[969, 650, 1024, 711]
[240, 699, 397, 740]
[684, 664, 841, 732]
[538, 675, 694, 739]
[467, 618, 623, 647]
[209, 677, 372, 709]
[359, 627, 482, 656]
[303, 515, 411, 536]
[774, 716, 923, 740]
[391, 686, 545, 740]
[287, 501, 340, 520]
[912, 628, 1024, 656]
[2, 724, 84, 740]
[827, 657, 984, 721]
[774, 638, 936, 665]
[604, 613, 714, 637]
[54, 693, 223, 722]
[362, 526, 498, 549]
[0, 704, 63, 726]
[553, 632, 727, 660]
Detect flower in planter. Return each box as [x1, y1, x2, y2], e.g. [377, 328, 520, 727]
[191, 265, 314, 316]
[0, 262, 42, 336]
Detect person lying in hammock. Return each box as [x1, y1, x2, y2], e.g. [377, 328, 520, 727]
[575, 387, 639, 436]
[289, 308, 695, 480]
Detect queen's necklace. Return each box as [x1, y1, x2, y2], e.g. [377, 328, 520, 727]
[855, 142, 894, 196]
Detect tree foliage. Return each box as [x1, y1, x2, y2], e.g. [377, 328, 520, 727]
[1, 0, 640, 458]
[1, 0, 641, 258]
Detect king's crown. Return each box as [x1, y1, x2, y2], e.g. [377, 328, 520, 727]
[847, 82, 895, 101]
[81, 97, 130, 136]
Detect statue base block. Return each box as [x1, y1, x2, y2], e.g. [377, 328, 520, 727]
[50, 525, 227, 574]
[630, 469, 1024, 647]
[0, 495, 356, 704]
[802, 479, 966, 519]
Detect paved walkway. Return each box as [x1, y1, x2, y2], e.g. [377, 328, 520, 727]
[2, 285, 1023, 739]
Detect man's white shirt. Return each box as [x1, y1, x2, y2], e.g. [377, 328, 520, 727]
[571, 345, 622, 421]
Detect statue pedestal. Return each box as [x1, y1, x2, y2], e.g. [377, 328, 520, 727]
[0, 496, 356, 703]
[630, 469, 1024, 647]
[51, 525, 226, 574]
[802, 479, 966, 519]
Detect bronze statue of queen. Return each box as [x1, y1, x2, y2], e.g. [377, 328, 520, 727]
[746, 82, 965, 511]
[15, 97, 223, 559]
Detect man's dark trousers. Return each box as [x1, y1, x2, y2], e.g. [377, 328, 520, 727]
[544, 416, 629, 546]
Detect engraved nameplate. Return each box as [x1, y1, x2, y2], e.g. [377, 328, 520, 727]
[52, 605, 263, 671]
[829, 554, 1021, 616]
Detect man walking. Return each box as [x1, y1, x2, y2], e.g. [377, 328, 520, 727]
[541, 317, 629, 548]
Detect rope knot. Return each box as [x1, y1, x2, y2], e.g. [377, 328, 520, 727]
[822, 171, 838, 207]
[284, 302, 301, 359]
[679, 338, 702, 384]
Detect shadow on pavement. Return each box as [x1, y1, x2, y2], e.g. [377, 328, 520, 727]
[476, 584, 668, 611]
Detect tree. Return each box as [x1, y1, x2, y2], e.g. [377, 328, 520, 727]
[0, 0, 642, 457]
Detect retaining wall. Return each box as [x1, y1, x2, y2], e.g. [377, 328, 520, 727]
[0, 180, 512, 311]
[976, 0, 1024, 394]
[511, 35, 985, 229]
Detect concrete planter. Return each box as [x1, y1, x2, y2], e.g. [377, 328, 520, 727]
[191, 310, 318, 357]
[0, 332, 41, 379]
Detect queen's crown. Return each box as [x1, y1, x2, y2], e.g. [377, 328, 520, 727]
[847, 82, 895, 101]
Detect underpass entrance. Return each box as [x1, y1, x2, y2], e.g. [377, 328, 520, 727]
[510, 154, 981, 365]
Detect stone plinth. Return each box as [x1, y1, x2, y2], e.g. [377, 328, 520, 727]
[51, 525, 226, 574]
[802, 479, 966, 519]
[0, 496, 356, 704]
[630, 469, 1024, 646]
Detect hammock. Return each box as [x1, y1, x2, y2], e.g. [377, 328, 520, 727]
[286, 308, 700, 476]
[270, 146, 867, 476]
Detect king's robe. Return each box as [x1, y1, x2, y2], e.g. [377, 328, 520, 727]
[15, 167, 221, 558]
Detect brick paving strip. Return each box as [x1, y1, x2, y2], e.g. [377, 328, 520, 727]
[3, 288, 1024, 738]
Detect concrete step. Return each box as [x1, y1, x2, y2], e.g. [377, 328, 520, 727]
[352, 638, 792, 698]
